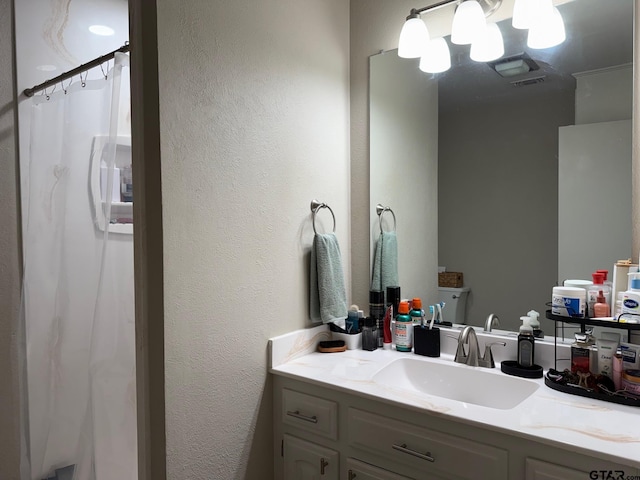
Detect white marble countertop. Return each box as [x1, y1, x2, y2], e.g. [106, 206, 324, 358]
[269, 325, 640, 468]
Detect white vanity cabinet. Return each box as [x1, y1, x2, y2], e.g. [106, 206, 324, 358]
[344, 458, 414, 480]
[283, 434, 339, 479]
[273, 375, 638, 480]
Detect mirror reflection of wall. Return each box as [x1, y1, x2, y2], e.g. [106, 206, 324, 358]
[369, 0, 633, 332]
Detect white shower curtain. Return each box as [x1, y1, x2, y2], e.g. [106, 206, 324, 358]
[20, 52, 137, 480]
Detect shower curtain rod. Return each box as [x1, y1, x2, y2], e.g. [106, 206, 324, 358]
[23, 43, 130, 98]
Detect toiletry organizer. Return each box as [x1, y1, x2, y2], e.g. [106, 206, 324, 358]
[544, 310, 640, 407]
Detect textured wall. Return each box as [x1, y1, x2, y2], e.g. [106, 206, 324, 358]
[156, 0, 350, 478]
[0, 1, 21, 478]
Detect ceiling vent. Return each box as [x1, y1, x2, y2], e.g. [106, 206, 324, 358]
[510, 76, 547, 87]
[487, 52, 540, 78]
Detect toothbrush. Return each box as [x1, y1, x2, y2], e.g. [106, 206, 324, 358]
[437, 302, 445, 323]
[429, 305, 436, 330]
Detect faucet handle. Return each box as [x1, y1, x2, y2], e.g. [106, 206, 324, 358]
[480, 341, 506, 368]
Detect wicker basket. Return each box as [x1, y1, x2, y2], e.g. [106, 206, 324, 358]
[438, 272, 463, 288]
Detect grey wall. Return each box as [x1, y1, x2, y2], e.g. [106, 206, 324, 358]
[0, 0, 21, 478]
[156, 0, 350, 478]
[439, 89, 574, 329]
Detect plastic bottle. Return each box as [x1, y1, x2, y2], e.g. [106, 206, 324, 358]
[596, 269, 613, 297]
[622, 272, 640, 316]
[345, 305, 359, 334]
[587, 272, 610, 318]
[527, 309, 543, 338]
[386, 286, 401, 320]
[593, 290, 610, 317]
[410, 298, 424, 326]
[394, 301, 412, 352]
[361, 317, 378, 351]
[517, 316, 535, 368]
[121, 164, 133, 202]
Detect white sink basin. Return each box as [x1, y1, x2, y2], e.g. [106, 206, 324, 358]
[372, 357, 539, 410]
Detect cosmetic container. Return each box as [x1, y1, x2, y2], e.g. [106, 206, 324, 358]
[345, 305, 359, 334]
[361, 317, 378, 351]
[552, 286, 586, 317]
[613, 348, 623, 390]
[517, 316, 535, 368]
[596, 336, 617, 378]
[593, 290, 611, 317]
[369, 290, 385, 348]
[571, 332, 595, 374]
[588, 272, 610, 318]
[386, 286, 401, 320]
[621, 369, 640, 395]
[622, 273, 640, 316]
[394, 301, 412, 352]
[410, 298, 423, 325]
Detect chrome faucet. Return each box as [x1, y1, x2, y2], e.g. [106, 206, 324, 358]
[455, 326, 506, 368]
[484, 313, 500, 332]
[454, 326, 480, 366]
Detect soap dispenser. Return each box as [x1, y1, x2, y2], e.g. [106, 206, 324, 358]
[527, 310, 543, 339]
[517, 316, 535, 368]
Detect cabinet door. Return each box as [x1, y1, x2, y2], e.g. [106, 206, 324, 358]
[283, 434, 339, 480]
[525, 458, 599, 480]
[345, 458, 417, 480]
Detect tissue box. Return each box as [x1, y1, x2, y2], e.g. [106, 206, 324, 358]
[438, 272, 463, 288]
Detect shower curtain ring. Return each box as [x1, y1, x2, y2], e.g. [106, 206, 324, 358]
[61, 77, 71, 94]
[100, 61, 109, 80]
[80, 71, 87, 88]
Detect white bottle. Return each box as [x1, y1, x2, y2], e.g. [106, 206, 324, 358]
[621, 273, 640, 316]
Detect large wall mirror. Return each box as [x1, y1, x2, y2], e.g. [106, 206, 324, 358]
[370, 0, 634, 332]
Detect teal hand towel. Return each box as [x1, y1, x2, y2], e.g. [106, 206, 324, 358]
[371, 231, 399, 293]
[310, 233, 348, 324]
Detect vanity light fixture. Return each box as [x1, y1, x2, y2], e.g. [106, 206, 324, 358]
[398, 0, 565, 75]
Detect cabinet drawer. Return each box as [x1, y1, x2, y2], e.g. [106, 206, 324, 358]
[348, 408, 508, 480]
[345, 458, 418, 480]
[282, 388, 338, 440]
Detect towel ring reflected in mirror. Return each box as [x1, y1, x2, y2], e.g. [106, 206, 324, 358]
[376, 204, 396, 234]
[310, 199, 336, 234]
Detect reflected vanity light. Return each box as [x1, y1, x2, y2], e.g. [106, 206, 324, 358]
[419, 37, 452, 73]
[470, 23, 504, 62]
[398, 0, 565, 74]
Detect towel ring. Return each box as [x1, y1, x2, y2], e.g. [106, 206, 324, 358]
[311, 199, 336, 234]
[376, 204, 396, 234]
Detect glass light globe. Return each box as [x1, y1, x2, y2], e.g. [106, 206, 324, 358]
[527, 7, 566, 49]
[451, 1, 486, 45]
[419, 37, 451, 73]
[398, 16, 430, 58]
[512, 0, 535, 29]
[470, 23, 504, 62]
